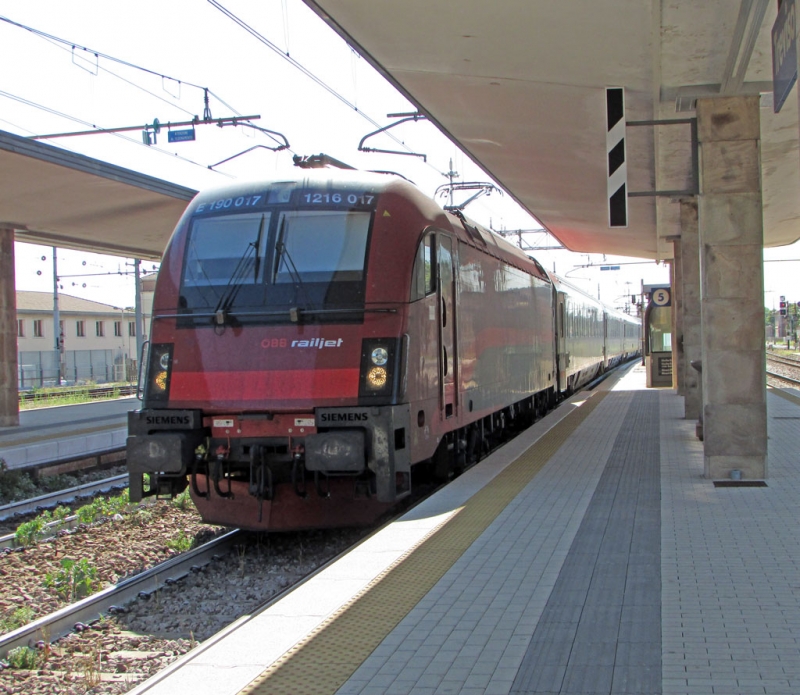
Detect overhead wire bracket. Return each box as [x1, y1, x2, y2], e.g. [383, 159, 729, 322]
[30, 114, 262, 140]
[358, 111, 427, 160]
[435, 181, 502, 211]
[292, 153, 355, 170]
[71, 46, 98, 75]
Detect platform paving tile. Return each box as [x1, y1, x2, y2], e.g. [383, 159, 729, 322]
[661, 389, 800, 695]
[335, 376, 800, 694]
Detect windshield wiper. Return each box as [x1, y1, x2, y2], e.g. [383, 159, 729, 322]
[273, 217, 313, 319]
[213, 215, 266, 325]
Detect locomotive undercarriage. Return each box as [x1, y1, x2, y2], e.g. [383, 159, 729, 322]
[127, 404, 413, 530]
[189, 437, 379, 512]
[127, 391, 558, 531]
[427, 388, 554, 483]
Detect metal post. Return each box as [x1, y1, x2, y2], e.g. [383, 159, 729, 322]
[52, 247, 62, 385]
[134, 259, 143, 363]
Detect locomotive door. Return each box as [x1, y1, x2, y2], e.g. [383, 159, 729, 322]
[556, 292, 567, 391]
[437, 236, 457, 418]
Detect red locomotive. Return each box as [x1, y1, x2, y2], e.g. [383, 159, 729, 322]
[127, 170, 639, 531]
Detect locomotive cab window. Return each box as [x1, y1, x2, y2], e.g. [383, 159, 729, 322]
[274, 210, 369, 284]
[179, 208, 373, 324]
[183, 212, 272, 291]
[410, 233, 435, 301]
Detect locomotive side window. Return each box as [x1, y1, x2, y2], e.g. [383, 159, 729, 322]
[410, 233, 435, 301]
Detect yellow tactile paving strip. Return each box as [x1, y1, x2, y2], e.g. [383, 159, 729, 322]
[240, 391, 609, 695]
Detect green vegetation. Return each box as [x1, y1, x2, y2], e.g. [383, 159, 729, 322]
[14, 512, 51, 547]
[18, 382, 131, 410]
[5, 645, 39, 669]
[130, 506, 154, 526]
[44, 557, 99, 601]
[0, 606, 35, 634]
[14, 490, 131, 547]
[171, 488, 194, 511]
[75, 489, 131, 525]
[165, 530, 194, 553]
[0, 458, 102, 506]
[0, 460, 38, 504]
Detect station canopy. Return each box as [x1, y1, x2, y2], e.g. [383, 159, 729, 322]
[0, 129, 195, 260]
[304, 0, 800, 260]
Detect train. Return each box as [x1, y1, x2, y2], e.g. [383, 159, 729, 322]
[127, 169, 640, 531]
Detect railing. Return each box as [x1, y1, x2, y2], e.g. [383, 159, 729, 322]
[18, 384, 137, 403]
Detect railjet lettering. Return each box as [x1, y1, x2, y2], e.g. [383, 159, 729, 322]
[319, 412, 369, 423]
[292, 338, 343, 349]
[146, 415, 191, 426]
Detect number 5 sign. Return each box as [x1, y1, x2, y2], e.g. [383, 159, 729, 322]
[652, 288, 671, 307]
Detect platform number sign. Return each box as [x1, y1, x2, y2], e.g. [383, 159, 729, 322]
[652, 288, 671, 307]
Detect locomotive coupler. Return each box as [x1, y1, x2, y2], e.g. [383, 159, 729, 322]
[249, 445, 273, 523]
[248, 445, 274, 501]
[210, 450, 233, 499]
[292, 450, 307, 499]
[314, 471, 331, 499]
[191, 445, 210, 499]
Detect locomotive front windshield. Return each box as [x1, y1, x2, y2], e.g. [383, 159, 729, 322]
[179, 208, 372, 323]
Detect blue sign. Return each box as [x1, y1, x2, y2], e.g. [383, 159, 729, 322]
[168, 128, 196, 143]
[599, 265, 620, 271]
[772, 0, 797, 113]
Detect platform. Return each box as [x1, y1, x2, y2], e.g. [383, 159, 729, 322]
[127, 364, 800, 695]
[0, 397, 136, 470]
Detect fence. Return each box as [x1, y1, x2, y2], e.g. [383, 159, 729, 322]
[17, 350, 136, 388]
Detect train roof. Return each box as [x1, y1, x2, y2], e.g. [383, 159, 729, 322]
[548, 272, 640, 322]
[188, 169, 553, 283]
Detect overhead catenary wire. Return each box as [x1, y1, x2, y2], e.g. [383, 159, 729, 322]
[0, 15, 246, 124]
[0, 14, 293, 155]
[0, 89, 235, 178]
[206, 0, 448, 179]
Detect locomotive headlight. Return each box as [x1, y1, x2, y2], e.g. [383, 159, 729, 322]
[359, 338, 399, 401]
[154, 371, 168, 391]
[146, 343, 174, 405]
[367, 366, 387, 388]
[370, 347, 389, 366]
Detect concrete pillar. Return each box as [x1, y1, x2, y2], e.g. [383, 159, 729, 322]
[0, 228, 19, 428]
[679, 199, 702, 421]
[696, 95, 766, 480]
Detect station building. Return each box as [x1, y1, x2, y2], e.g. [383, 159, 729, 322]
[15, 276, 154, 387]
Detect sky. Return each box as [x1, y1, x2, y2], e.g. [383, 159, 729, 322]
[15, 0, 797, 312]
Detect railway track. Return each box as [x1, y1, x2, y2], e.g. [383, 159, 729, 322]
[766, 351, 800, 368]
[766, 370, 800, 387]
[766, 351, 800, 387]
[0, 474, 129, 524]
[0, 529, 241, 660]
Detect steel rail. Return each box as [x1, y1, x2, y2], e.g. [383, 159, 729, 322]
[766, 353, 800, 369]
[766, 370, 800, 387]
[0, 474, 129, 523]
[0, 529, 241, 659]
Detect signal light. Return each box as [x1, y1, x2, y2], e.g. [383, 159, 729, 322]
[780, 300, 787, 316]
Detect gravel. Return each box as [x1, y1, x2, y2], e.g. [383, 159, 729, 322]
[767, 351, 800, 388]
[0, 502, 221, 628]
[0, 503, 369, 695]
